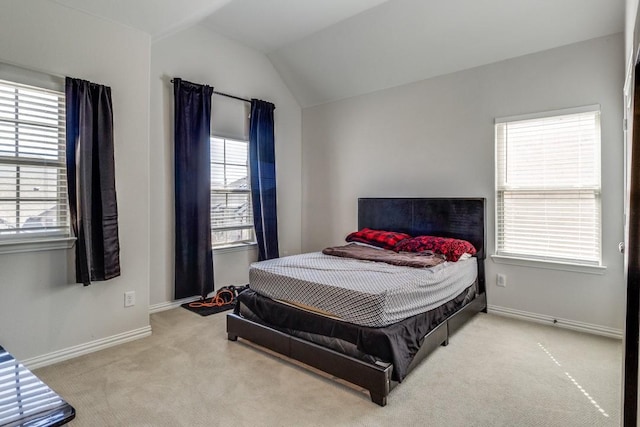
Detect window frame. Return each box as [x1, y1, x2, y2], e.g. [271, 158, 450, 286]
[209, 135, 255, 250]
[493, 105, 604, 272]
[0, 76, 73, 253]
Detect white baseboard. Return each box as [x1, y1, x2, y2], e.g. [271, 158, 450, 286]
[21, 296, 200, 370]
[487, 305, 623, 339]
[23, 325, 152, 370]
[149, 296, 200, 314]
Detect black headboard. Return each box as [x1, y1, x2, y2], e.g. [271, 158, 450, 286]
[358, 198, 486, 259]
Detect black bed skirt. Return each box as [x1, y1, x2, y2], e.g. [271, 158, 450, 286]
[235, 282, 477, 382]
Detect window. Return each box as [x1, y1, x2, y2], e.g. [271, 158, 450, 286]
[0, 79, 69, 240]
[495, 106, 601, 266]
[210, 136, 254, 247]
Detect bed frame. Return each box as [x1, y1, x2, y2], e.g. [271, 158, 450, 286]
[227, 197, 487, 406]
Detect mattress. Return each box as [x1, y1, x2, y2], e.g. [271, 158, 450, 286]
[249, 252, 477, 327]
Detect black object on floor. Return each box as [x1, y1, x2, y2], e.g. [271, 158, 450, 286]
[181, 300, 235, 316]
[181, 285, 249, 317]
[0, 345, 76, 426]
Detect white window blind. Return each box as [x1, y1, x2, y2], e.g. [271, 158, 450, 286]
[0, 79, 69, 239]
[495, 107, 601, 265]
[210, 136, 254, 247]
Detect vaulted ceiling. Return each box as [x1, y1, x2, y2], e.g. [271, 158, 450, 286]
[51, 0, 624, 107]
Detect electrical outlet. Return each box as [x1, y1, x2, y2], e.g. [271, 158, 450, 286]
[124, 291, 136, 307]
[496, 274, 506, 288]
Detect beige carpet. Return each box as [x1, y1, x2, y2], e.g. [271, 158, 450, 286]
[35, 308, 622, 426]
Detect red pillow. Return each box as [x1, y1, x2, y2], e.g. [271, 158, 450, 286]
[394, 235, 476, 262]
[346, 228, 412, 250]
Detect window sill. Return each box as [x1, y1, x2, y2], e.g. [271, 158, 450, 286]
[0, 236, 76, 255]
[490, 254, 606, 275]
[213, 242, 257, 255]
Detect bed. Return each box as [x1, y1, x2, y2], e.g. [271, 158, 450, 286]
[226, 197, 487, 406]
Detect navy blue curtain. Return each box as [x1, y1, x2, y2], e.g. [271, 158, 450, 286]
[173, 78, 214, 300]
[249, 99, 279, 261]
[65, 77, 120, 285]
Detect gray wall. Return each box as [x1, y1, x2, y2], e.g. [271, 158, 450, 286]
[0, 0, 151, 361]
[0, 1, 623, 364]
[627, 0, 639, 56]
[0, 3, 303, 363]
[302, 34, 625, 331]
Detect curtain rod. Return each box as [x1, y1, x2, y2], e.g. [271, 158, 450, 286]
[170, 79, 250, 104]
[214, 90, 251, 104]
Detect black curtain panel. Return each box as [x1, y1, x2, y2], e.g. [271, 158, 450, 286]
[65, 77, 120, 286]
[173, 78, 214, 300]
[249, 99, 279, 261]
